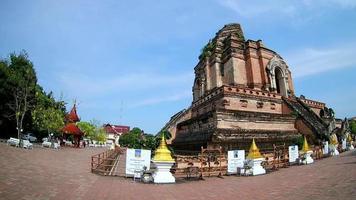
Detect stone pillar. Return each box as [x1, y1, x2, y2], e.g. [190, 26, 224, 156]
[280, 76, 288, 97]
[212, 63, 222, 88]
[205, 58, 211, 91]
[201, 77, 205, 96]
[270, 73, 276, 92]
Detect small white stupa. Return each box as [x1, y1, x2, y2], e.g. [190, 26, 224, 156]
[330, 134, 339, 156]
[300, 136, 314, 165]
[152, 134, 175, 183]
[347, 134, 354, 150]
[245, 138, 266, 176]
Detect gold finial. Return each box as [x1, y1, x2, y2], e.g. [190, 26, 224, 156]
[330, 134, 338, 145]
[302, 136, 310, 152]
[247, 138, 263, 159]
[153, 134, 174, 162]
[347, 134, 353, 142]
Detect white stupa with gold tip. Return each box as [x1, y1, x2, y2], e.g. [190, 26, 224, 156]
[245, 138, 266, 176]
[300, 136, 314, 165]
[152, 134, 175, 183]
[347, 133, 354, 150]
[330, 134, 339, 156]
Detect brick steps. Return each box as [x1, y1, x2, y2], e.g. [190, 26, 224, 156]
[283, 97, 328, 139]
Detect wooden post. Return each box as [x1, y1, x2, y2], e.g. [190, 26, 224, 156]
[91, 156, 93, 172]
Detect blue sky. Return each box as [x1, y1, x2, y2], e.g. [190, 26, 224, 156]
[1, 0, 356, 134]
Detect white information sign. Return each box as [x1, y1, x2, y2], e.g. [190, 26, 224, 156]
[227, 150, 245, 174]
[288, 145, 299, 163]
[125, 149, 151, 176]
[323, 141, 329, 155]
[342, 139, 347, 150]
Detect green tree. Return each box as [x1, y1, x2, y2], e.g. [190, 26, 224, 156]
[350, 120, 356, 136]
[94, 127, 107, 143]
[0, 59, 13, 138]
[119, 127, 144, 149]
[142, 134, 158, 151]
[77, 121, 96, 139]
[119, 128, 171, 151]
[32, 86, 65, 138]
[32, 107, 64, 136]
[3, 52, 37, 145]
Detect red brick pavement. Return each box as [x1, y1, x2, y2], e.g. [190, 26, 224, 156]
[0, 143, 355, 200]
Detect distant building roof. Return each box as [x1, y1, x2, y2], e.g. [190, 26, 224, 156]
[103, 124, 130, 135]
[66, 104, 80, 123]
[349, 117, 356, 121]
[62, 123, 83, 135]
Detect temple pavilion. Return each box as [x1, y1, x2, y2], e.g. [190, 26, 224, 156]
[62, 104, 83, 147]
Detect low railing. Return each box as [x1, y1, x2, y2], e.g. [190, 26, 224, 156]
[91, 147, 122, 176]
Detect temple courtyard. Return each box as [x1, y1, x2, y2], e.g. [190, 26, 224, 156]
[0, 143, 355, 200]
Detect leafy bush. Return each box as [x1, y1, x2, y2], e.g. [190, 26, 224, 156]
[350, 120, 356, 136]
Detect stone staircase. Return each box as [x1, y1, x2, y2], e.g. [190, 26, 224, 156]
[283, 97, 328, 140]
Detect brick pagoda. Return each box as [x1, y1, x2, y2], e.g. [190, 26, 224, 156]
[164, 23, 332, 151]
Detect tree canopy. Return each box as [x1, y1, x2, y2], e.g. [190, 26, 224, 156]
[119, 128, 172, 151]
[350, 120, 356, 136]
[0, 52, 37, 141]
[32, 86, 66, 138]
[77, 121, 96, 139]
[0, 52, 66, 139]
[77, 121, 107, 143]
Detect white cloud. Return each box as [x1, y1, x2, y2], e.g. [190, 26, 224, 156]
[285, 43, 356, 77]
[217, 0, 296, 18]
[309, 0, 356, 8]
[217, 0, 356, 18]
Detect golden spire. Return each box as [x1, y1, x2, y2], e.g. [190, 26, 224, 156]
[247, 138, 263, 159]
[330, 134, 338, 145]
[153, 134, 174, 162]
[302, 136, 310, 152]
[347, 134, 353, 142]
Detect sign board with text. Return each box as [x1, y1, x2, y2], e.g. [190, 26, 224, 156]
[125, 149, 151, 176]
[227, 150, 245, 174]
[288, 145, 299, 163]
[342, 139, 347, 150]
[323, 141, 329, 155]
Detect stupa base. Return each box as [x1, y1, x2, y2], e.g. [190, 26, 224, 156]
[300, 151, 314, 165]
[152, 161, 175, 184]
[330, 145, 339, 156]
[245, 158, 266, 176]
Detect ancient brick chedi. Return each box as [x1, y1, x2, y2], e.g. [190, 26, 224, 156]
[164, 23, 332, 151]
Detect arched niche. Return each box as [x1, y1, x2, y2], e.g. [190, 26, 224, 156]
[193, 78, 201, 101]
[266, 56, 290, 97]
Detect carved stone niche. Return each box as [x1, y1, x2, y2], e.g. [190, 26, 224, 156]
[270, 103, 276, 110]
[240, 99, 248, 108]
[256, 102, 264, 109]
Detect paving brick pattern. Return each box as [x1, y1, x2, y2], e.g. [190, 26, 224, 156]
[0, 143, 355, 200]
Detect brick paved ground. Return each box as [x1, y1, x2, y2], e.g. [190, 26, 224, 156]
[0, 143, 355, 200]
